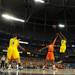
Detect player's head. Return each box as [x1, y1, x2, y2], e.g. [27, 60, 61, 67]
[61, 40, 66, 44]
[13, 33, 19, 39]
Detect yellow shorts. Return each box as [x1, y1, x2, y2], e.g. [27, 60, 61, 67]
[7, 46, 20, 60]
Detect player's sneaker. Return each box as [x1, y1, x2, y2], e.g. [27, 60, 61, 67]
[8, 64, 11, 70]
[57, 60, 63, 64]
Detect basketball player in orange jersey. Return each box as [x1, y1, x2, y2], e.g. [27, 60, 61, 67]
[43, 34, 58, 70]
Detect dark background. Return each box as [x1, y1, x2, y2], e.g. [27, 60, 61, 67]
[0, 0, 75, 62]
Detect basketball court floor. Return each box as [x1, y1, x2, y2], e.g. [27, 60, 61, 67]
[0, 68, 75, 75]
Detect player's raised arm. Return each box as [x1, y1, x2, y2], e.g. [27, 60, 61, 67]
[52, 34, 58, 45]
[60, 32, 66, 40]
[58, 33, 63, 40]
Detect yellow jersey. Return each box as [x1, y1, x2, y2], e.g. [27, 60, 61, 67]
[60, 40, 67, 53]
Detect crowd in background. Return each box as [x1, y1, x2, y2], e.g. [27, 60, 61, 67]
[0, 55, 75, 69]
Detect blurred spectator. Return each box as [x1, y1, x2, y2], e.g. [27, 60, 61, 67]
[1, 55, 6, 69]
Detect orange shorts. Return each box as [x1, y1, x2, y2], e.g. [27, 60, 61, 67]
[46, 52, 55, 61]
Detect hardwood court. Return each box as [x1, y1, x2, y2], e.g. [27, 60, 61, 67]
[0, 68, 75, 75]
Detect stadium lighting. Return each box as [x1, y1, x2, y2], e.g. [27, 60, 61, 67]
[58, 24, 65, 28]
[1, 14, 25, 23]
[34, 0, 45, 3]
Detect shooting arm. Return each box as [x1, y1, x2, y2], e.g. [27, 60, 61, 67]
[58, 33, 63, 40]
[53, 35, 58, 45]
[60, 32, 66, 40]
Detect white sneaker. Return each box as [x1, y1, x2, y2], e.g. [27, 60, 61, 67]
[17, 65, 19, 70]
[8, 64, 11, 70]
[42, 65, 45, 70]
[20, 66, 23, 70]
[52, 65, 56, 70]
[57, 60, 63, 64]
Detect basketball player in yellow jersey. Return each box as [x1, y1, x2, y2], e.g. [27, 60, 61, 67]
[7, 35, 25, 69]
[58, 32, 67, 63]
[13, 36, 21, 69]
[7, 37, 15, 69]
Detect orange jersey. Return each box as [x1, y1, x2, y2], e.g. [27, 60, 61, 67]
[48, 44, 54, 52]
[46, 52, 55, 61]
[46, 44, 55, 61]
